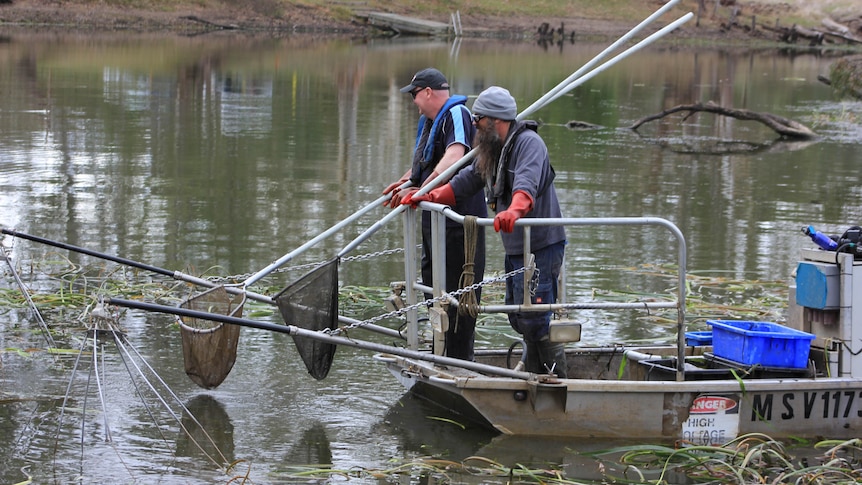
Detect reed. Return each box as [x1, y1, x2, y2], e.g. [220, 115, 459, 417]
[264, 434, 862, 483]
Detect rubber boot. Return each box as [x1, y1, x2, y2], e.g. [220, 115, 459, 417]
[525, 337, 568, 378]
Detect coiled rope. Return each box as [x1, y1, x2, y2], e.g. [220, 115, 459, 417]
[458, 215, 479, 318]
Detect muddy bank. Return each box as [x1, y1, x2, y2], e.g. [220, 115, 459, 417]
[0, 0, 860, 45]
[0, 0, 812, 40]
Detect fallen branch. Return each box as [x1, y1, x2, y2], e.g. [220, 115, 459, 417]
[628, 101, 817, 139]
[758, 20, 862, 46]
[565, 120, 603, 130]
[179, 15, 239, 30]
[821, 18, 862, 44]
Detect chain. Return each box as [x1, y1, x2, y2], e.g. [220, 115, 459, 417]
[205, 247, 412, 284]
[327, 265, 528, 334]
[342, 247, 407, 263]
[529, 266, 541, 295]
[199, 245, 529, 335]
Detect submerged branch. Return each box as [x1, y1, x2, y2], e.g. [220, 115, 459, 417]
[179, 15, 239, 30]
[628, 101, 817, 139]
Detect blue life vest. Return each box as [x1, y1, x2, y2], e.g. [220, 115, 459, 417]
[410, 95, 470, 184]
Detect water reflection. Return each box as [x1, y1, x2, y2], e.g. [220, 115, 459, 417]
[176, 394, 236, 466]
[475, 435, 693, 484]
[219, 73, 274, 137]
[375, 392, 497, 459]
[283, 421, 333, 466]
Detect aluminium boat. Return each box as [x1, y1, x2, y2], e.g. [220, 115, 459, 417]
[374, 203, 862, 443]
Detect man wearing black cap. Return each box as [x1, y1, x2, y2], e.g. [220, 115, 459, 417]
[404, 86, 567, 378]
[382, 68, 487, 361]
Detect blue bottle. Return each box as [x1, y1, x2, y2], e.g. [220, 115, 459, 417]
[802, 225, 838, 251]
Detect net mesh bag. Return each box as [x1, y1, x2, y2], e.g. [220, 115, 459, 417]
[274, 258, 339, 380]
[178, 286, 244, 389]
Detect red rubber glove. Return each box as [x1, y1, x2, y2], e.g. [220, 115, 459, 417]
[401, 183, 456, 208]
[494, 190, 533, 233]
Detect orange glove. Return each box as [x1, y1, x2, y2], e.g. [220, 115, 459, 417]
[494, 190, 533, 233]
[402, 184, 456, 208]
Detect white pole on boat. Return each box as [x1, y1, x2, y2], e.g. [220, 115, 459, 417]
[541, 12, 694, 106]
[108, 297, 536, 380]
[517, 0, 682, 120]
[338, 8, 693, 256]
[0, 227, 405, 340]
[242, 191, 405, 287]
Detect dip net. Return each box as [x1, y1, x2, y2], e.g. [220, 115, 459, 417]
[178, 286, 244, 389]
[274, 258, 339, 380]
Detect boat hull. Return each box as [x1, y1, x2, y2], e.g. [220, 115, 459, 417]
[376, 352, 862, 441]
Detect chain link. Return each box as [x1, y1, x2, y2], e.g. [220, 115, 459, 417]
[200, 245, 530, 336]
[529, 266, 541, 295]
[327, 265, 528, 334]
[342, 247, 408, 263]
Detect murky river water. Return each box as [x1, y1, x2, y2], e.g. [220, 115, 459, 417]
[1, 23, 861, 484]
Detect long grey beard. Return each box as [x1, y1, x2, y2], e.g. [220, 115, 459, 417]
[473, 126, 504, 181]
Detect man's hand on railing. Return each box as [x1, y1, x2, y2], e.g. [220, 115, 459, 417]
[494, 190, 533, 233]
[401, 184, 456, 208]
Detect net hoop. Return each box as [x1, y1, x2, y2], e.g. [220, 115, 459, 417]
[178, 285, 245, 389]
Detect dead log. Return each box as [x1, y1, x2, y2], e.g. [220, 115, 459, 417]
[565, 120, 603, 130]
[758, 20, 862, 46]
[760, 22, 825, 45]
[822, 18, 851, 37]
[628, 101, 817, 139]
[180, 15, 239, 30]
[821, 30, 862, 45]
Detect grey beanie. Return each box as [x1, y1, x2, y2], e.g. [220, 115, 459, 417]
[472, 86, 517, 120]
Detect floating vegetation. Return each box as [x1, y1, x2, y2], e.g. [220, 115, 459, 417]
[263, 434, 862, 484]
[0, 256, 186, 313]
[2, 258, 790, 351]
[272, 455, 578, 484]
[584, 434, 862, 485]
[592, 263, 788, 328]
[338, 284, 390, 317]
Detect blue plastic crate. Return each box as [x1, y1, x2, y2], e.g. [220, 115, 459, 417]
[706, 320, 815, 369]
[685, 331, 713, 346]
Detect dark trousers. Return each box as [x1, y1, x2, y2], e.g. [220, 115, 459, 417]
[421, 220, 486, 360]
[505, 240, 567, 376]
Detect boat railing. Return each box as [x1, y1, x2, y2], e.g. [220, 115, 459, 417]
[403, 201, 689, 380]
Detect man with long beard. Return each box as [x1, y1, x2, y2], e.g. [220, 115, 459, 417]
[403, 86, 568, 377]
[382, 68, 487, 361]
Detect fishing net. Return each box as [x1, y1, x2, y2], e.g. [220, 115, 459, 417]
[274, 258, 339, 380]
[178, 286, 244, 389]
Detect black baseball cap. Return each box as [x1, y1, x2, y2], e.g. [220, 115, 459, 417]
[400, 68, 450, 93]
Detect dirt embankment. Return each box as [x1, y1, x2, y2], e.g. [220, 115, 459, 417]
[0, 0, 598, 36]
[0, 0, 859, 42]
